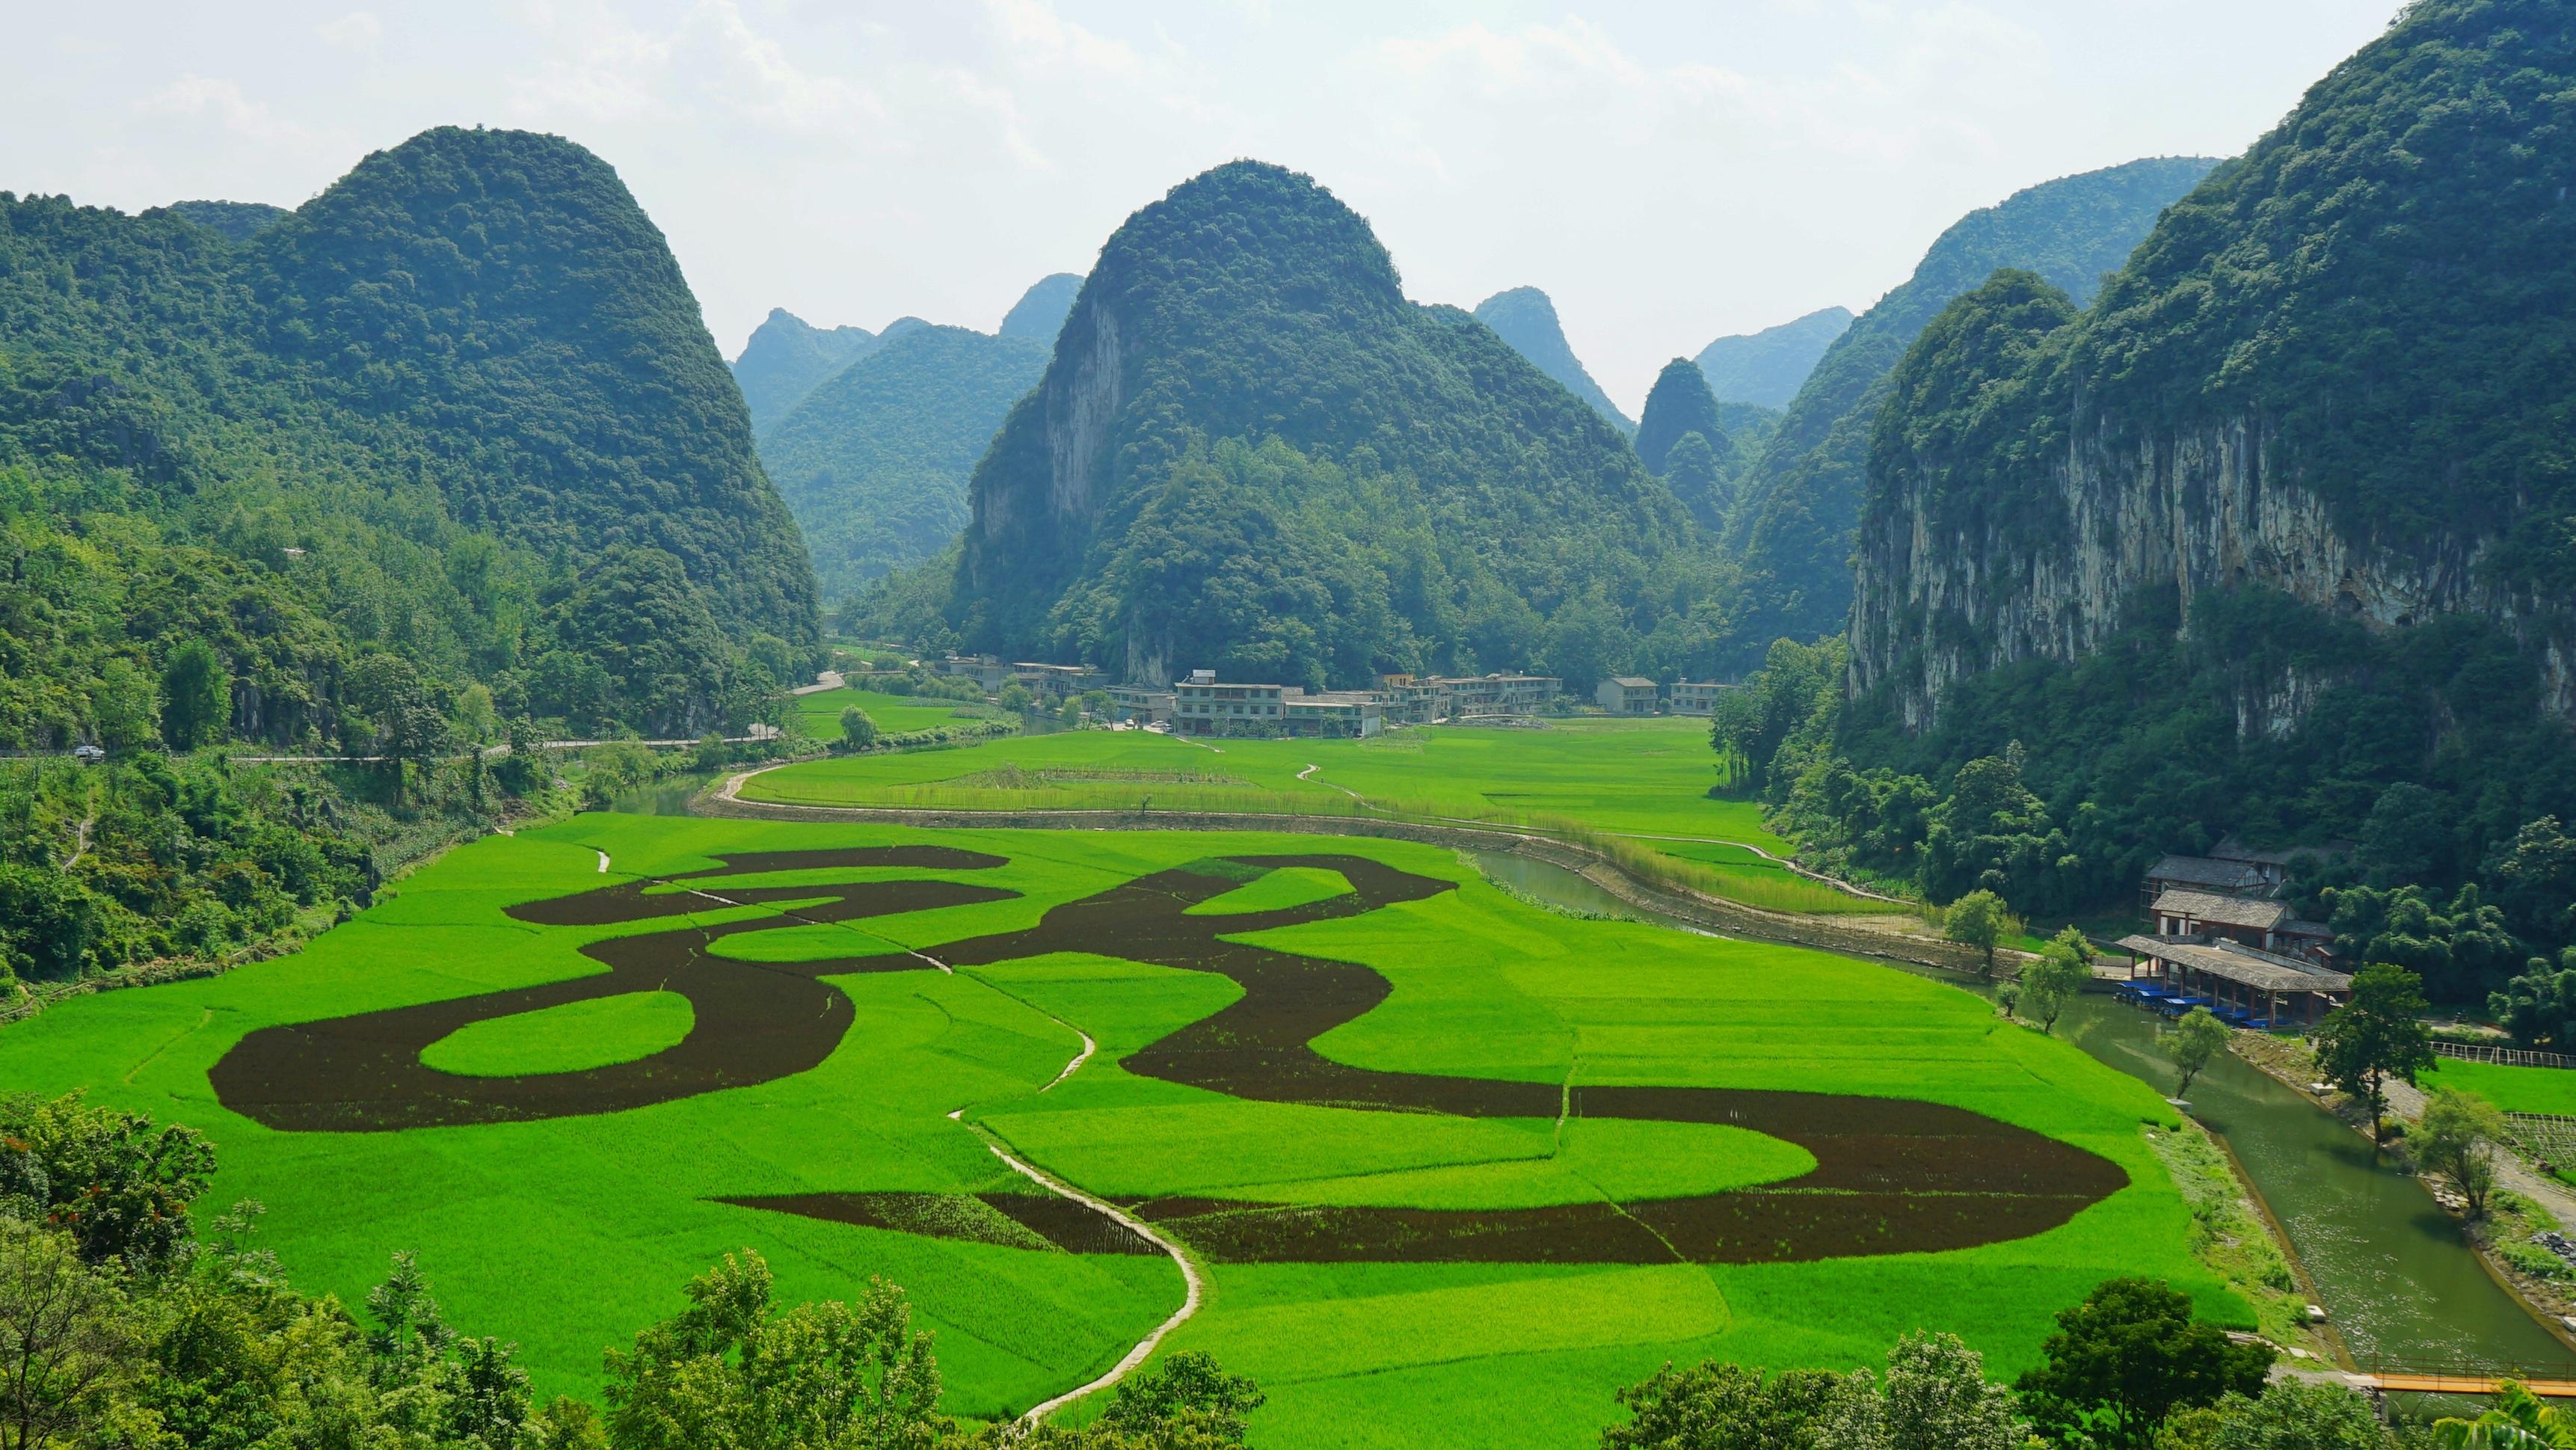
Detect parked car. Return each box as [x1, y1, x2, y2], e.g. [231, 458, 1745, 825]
[71, 743, 106, 764]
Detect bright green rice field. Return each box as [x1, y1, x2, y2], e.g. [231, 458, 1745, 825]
[742, 719, 1887, 916]
[2420, 1057, 2576, 1116]
[0, 813, 2225, 1449]
[793, 686, 995, 737]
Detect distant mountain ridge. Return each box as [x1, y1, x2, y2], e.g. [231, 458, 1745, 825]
[733, 310, 879, 434]
[760, 325, 1050, 602]
[1718, 155, 2221, 667]
[1471, 287, 1634, 431]
[914, 161, 1706, 690]
[1694, 307, 1851, 408]
[1000, 273, 1083, 342]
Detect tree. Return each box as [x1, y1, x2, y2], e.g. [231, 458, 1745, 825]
[0, 1221, 143, 1450]
[159, 640, 230, 751]
[998, 683, 1033, 713]
[453, 683, 501, 744]
[2313, 963, 2435, 1143]
[348, 654, 453, 804]
[0, 1092, 216, 1271]
[2490, 949, 2576, 1050]
[2160, 1008, 2231, 1100]
[1059, 695, 1084, 728]
[2437, 1380, 2576, 1448]
[2020, 929, 2096, 1036]
[87, 660, 159, 751]
[2487, 815, 2576, 947]
[2013, 1277, 2272, 1450]
[2154, 1382, 2388, 1449]
[1943, 890, 2009, 977]
[0, 868, 101, 984]
[1603, 1360, 1847, 1450]
[840, 706, 880, 751]
[601, 1249, 943, 1450]
[1097, 1351, 1265, 1446]
[2417, 1087, 2506, 1219]
[1810, 1331, 2024, 1450]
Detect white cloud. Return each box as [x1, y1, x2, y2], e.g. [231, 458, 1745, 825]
[317, 11, 383, 54]
[135, 76, 310, 144]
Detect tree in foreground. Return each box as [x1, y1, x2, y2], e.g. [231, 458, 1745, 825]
[1602, 1360, 1845, 1450]
[2154, 1380, 2390, 1449]
[602, 1249, 944, 1450]
[1810, 1330, 2023, 1450]
[0, 1219, 141, 1450]
[2013, 1277, 2272, 1450]
[2020, 930, 2096, 1036]
[1092, 1351, 1266, 1446]
[2436, 1380, 2576, 1448]
[2161, 1007, 2231, 1099]
[2313, 963, 2435, 1144]
[2415, 1086, 2506, 1219]
[842, 704, 881, 750]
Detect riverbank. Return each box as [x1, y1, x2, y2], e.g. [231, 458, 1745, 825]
[2230, 1031, 2576, 1357]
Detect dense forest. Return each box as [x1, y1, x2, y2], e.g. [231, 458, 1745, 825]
[1470, 286, 1635, 432]
[871, 161, 1739, 692]
[759, 324, 1049, 600]
[1692, 305, 1851, 410]
[730, 307, 882, 433]
[1633, 358, 1743, 532]
[1715, 156, 2219, 672]
[0, 125, 822, 993]
[1759, 0, 2576, 1007]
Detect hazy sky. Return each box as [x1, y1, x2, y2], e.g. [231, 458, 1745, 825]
[5, 0, 2402, 412]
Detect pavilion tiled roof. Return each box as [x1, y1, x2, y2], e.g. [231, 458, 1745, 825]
[2151, 889, 2292, 932]
[2117, 935, 2353, 994]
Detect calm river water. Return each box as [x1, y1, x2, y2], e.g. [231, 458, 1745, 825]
[1470, 850, 2576, 1371]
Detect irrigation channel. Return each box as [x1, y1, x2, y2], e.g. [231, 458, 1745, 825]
[1475, 852, 2576, 1373]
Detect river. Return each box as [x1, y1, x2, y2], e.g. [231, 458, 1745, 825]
[1471, 850, 2576, 1371]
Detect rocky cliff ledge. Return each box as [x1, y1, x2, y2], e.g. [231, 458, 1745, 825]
[1851, 412, 2575, 734]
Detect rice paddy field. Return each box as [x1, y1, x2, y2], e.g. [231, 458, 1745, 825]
[793, 686, 997, 737]
[2421, 1058, 2576, 1116]
[740, 719, 1890, 916]
[0, 811, 2228, 1447]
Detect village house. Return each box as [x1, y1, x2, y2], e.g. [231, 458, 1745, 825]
[1172, 672, 1381, 738]
[1666, 681, 1730, 716]
[1596, 677, 1659, 716]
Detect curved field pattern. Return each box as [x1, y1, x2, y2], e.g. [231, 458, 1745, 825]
[210, 847, 2121, 1266]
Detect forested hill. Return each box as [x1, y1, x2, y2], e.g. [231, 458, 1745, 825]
[917, 161, 1709, 691]
[1716, 156, 2218, 669]
[1770, 0, 2576, 997]
[167, 200, 288, 242]
[1694, 306, 1850, 409]
[733, 309, 878, 432]
[999, 272, 1083, 342]
[759, 324, 1049, 602]
[1, 124, 817, 750]
[1634, 358, 1737, 532]
[1471, 286, 1633, 431]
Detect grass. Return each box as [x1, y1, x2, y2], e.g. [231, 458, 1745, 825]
[419, 991, 695, 1077]
[0, 813, 2228, 1449]
[793, 687, 999, 738]
[2421, 1058, 2576, 1116]
[740, 721, 1893, 917]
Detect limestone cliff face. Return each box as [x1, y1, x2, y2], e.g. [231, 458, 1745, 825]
[1851, 413, 2576, 732]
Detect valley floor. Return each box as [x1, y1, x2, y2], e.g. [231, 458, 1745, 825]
[0, 811, 2232, 1447]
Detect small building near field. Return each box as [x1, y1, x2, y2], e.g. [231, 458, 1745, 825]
[2117, 934, 2352, 1026]
[1667, 681, 1730, 716]
[1171, 673, 1380, 738]
[1107, 686, 1175, 725]
[1596, 677, 1659, 715]
[1378, 672, 1561, 724]
[2148, 889, 2331, 959]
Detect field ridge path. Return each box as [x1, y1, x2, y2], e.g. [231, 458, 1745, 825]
[969, 1126, 1205, 1425]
